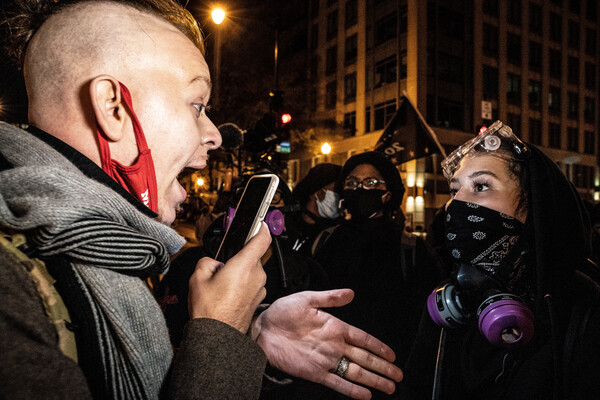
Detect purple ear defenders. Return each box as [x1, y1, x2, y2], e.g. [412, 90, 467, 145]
[427, 265, 534, 348]
[224, 207, 285, 236]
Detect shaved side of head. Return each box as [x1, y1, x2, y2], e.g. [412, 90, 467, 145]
[21, 1, 205, 161]
[24, 3, 170, 122]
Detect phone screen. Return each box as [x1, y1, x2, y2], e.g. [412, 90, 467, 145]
[215, 175, 278, 262]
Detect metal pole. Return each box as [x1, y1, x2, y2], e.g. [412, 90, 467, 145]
[274, 28, 279, 92]
[214, 26, 221, 106]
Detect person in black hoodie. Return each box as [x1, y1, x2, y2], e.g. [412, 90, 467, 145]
[309, 151, 444, 399]
[399, 121, 600, 399]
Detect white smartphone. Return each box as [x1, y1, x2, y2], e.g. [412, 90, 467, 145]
[215, 174, 279, 262]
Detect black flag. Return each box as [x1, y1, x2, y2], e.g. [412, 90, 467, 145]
[374, 92, 446, 164]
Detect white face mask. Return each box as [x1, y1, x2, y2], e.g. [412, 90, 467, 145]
[316, 190, 341, 219]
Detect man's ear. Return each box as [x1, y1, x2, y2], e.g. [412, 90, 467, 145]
[89, 75, 130, 142]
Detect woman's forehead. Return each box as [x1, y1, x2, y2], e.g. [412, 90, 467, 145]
[349, 163, 382, 178]
[453, 154, 510, 179]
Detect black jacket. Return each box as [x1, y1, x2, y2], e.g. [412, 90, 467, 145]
[399, 144, 600, 400]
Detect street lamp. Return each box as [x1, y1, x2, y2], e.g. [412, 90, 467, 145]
[321, 142, 331, 155]
[211, 8, 225, 24]
[211, 7, 226, 106]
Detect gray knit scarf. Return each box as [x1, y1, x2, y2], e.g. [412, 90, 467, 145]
[0, 123, 186, 399]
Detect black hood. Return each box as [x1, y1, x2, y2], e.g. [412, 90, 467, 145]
[525, 144, 592, 312]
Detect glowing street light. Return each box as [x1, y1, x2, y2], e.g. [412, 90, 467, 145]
[211, 8, 225, 24]
[196, 177, 205, 187]
[321, 142, 331, 155]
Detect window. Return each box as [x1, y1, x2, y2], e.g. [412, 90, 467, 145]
[568, 56, 579, 85]
[549, 49, 561, 79]
[374, 56, 397, 88]
[310, 24, 319, 50]
[507, 0, 521, 26]
[311, 0, 319, 18]
[507, 73, 521, 104]
[573, 164, 594, 189]
[549, 86, 561, 114]
[345, 34, 357, 65]
[568, 127, 579, 152]
[529, 80, 541, 108]
[586, 28, 597, 56]
[506, 113, 521, 133]
[584, 131, 595, 154]
[550, 13, 562, 43]
[310, 57, 318, 81]
[438, 52, 463, 83]
[549, 123, 561, 149]
[568, 20, 580, 49]
[326, 81, 337, 109]
[344, 111, 356, 135]
[309, 88, 317, 112]
[569, 0, 580, 13]
[438, 8, 464, 40]
[585, 62, 596, 90]
[374, 100, 396, 130]
[365, 107, 371, 132]
[585, 97, 596, 122]
[587, 0, 598, 21]
[483, 65, 498, 99]
[529, 3, 542, 34]
[507, 33, 521, 65]
[400, 5, 407, 35]
[345, 0, 358, 28]
[344, 72, 356, 102]
[400, 51, 407, 79]
[568, 92, 579, 119]
[327, 10, 338, 40]
[529, 118, 542, 145]
[482, 23, 499, 56]
[375, 13, 397, 45]
[326, 45, 337, 75]
[529, 41, 542, 70]
[437, 98, 464, 129]
[483, 0, 499, 16]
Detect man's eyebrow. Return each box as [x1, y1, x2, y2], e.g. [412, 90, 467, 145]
[190, 76, 212, 89]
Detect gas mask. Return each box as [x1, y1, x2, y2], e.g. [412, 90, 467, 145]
[428, 121, 534, 348]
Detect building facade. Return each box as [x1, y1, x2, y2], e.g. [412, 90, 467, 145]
[278, 0, 600, 230]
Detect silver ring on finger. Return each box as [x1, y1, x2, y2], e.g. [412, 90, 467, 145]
[334, 356, 350, 378]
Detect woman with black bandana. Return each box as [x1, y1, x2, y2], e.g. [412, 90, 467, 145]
[308, 151, 444, 399]
[398, 121, 600, 399]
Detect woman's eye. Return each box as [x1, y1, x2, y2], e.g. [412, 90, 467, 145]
[474, 183, 489, 192]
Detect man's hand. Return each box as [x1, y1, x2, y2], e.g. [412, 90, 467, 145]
[188, 223, 271, 333]
[251, 289, 404, 400]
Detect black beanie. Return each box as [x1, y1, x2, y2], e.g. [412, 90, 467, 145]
[336, 151, 405, 210]
[292, 163, 342, 207]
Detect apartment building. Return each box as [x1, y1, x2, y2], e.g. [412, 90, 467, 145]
[279, 0, 600, 230]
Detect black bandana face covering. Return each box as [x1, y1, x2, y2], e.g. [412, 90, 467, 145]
[445, 200, 523, 268]
[445, 200, 533, 301]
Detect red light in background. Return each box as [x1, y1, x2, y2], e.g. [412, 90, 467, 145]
[281, 113, 292, 125]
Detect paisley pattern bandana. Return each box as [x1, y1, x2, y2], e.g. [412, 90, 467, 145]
[445, 200, 523, 270]
[445, 200, 534, 301]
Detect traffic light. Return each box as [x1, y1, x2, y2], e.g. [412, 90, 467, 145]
[280, 113, 292, 125]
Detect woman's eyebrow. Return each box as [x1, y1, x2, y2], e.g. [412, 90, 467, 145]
[449, 170, 499, 185]
[469, 170, 499, 180]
